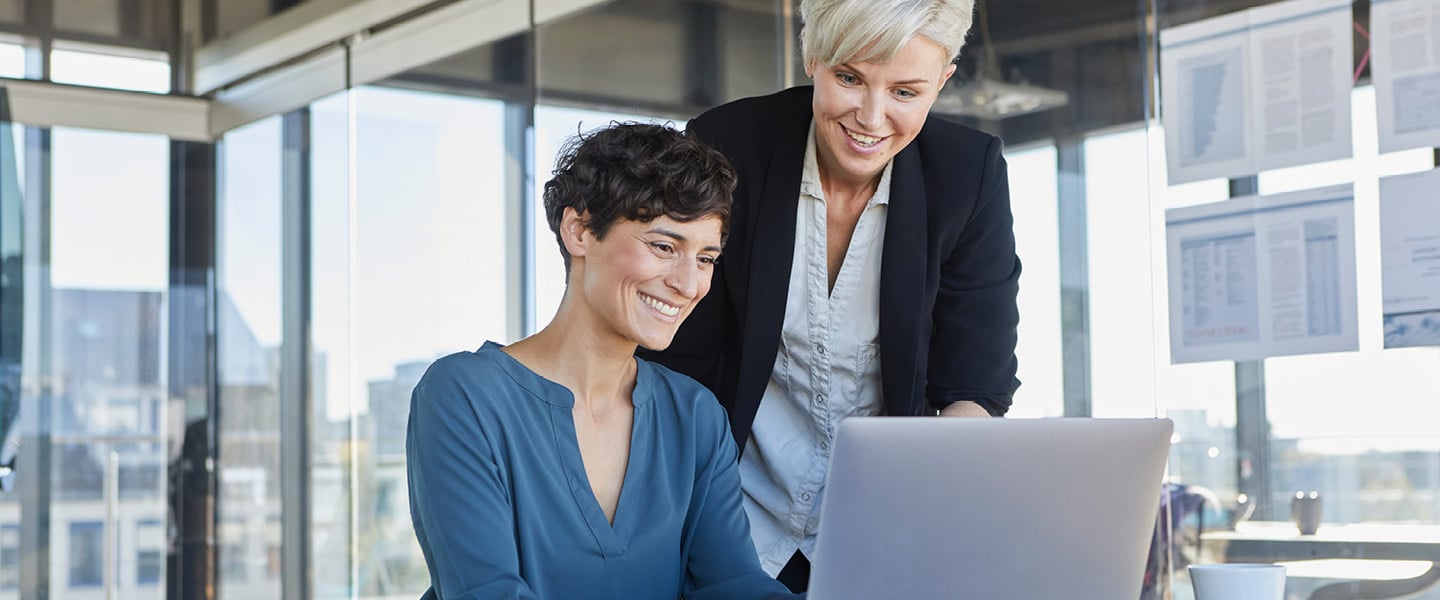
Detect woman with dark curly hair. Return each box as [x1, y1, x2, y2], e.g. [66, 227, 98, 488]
[406, 123, 798, 600]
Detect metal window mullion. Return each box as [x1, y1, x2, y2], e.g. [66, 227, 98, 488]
[279, 108, 312, 600]
[1057, 138, 1092, 418]
[17, 124, 51, 600]
[504, 100, 534, 341]
[506, 12, 537, 339]
[166, 138, 218, 600]
[1228, 175, 1273, 520]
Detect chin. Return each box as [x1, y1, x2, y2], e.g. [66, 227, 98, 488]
[635, 333, 677, 352]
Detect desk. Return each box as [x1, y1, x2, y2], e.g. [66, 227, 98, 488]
[1201, 522, 1440, 600]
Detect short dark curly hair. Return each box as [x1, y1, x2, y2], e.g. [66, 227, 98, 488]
[543, 122, 737, 272]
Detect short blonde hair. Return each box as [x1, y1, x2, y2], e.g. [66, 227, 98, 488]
[800, 0, 974, 68]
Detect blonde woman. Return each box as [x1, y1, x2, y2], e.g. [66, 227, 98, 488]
[647, 0, 1022, 591]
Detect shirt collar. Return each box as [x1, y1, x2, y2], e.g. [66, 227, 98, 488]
[800, 119, 893, 208]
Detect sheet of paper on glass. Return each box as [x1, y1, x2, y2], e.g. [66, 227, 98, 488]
[1159, 0, 1353, 184]
[1380, 169, 1440, 348]
[1372, 0, 1440, 153]
[1247, 0, 1353, 171]
[1165, 184, 1359, 363]
[1161, 11, 1253, 184]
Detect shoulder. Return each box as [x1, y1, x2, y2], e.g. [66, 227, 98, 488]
[914, 115, 1004, 169]
[416, 348, 501, 392]
[688, 86, 812, 152]
[412, 346, 530, 418]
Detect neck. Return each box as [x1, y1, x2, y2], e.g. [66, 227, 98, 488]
[816, 147, 883, 206]
[503, 298, 637, 412]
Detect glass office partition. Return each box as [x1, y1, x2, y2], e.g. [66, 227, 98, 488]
[217, 115, 284, 600]
[1150, 1, 1440, 597]
[305, 64, 517, 598]
[46, 126, 170, 600]
[351, 85, 508, 596]
[308, 89, 353, 600]
[0, 101, 24, 600]
[1006, 142, 1065, 419]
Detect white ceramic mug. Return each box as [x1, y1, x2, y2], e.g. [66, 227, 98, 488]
[1189, 564, 1286, 600]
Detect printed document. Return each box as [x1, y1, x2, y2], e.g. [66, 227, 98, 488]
[1372, 0, 1440, 153]
[1166, 185, 1359, 363]
[1380, 169, 1440, 348]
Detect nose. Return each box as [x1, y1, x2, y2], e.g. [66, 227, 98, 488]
[666, 262, 703, 299]
[856, 90, 883, 129]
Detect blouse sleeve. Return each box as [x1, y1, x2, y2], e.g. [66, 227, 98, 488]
[407, 365, 539, 600]
[680, 401, 802, 600]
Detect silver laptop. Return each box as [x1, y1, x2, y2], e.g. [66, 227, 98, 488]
[807, 417, 1173, 600]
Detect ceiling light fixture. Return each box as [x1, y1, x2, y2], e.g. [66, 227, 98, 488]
[935, 0, 1070, 120]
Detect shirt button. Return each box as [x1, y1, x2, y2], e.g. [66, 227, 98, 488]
[801, 492, 812, 502]
[819, 440, 829, 450]
[817, 343, 826, 355]
[815, 393, 826, 405]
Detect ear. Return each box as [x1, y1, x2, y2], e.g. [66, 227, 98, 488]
[804, 58, 818, 80]
[560, 207, 591, 259]
[938, 63, 958, 90]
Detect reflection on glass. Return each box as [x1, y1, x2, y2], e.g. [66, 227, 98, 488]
[50, 47, 170, 94]
[68, 521, 103, 588]
[0, 115, 22, 600]
[47, 127, 168, 598]
[218, 116, 284, 600]
[0, 525, 17, 590]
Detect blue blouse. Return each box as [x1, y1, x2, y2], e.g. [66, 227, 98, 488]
[407, 342, 798, 600]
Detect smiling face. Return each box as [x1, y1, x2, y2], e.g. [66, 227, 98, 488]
[809, 34, 957, 190]
[562, 210, 723, 351]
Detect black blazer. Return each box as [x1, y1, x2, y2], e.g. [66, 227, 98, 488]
[646, 86, 1021, 449]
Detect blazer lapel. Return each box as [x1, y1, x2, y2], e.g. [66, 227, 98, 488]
[879, 145, 928, 416]
[733, 96, 812, 432]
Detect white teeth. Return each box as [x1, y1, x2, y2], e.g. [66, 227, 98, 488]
[847, 130, 881, 146]
[640, 293, 680, 317]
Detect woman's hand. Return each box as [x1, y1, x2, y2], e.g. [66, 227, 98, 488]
[938, 400, 992, 418]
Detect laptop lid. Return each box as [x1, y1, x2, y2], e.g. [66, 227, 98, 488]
[807, 417, 1173, 600]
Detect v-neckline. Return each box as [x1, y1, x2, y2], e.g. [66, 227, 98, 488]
[480, 341, 652, 556]
[555, 382, 648, 555]
[549, 360, 651, 557]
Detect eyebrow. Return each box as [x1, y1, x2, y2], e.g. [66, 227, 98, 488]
[649, 227, 722, 254]
[836, 63, 933, 87]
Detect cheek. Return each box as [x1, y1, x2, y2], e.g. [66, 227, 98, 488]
[894, 105, 931, 135]
[696, 272, 714, 300]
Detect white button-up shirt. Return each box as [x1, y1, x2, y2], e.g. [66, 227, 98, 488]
[739, 122, 891, 575]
